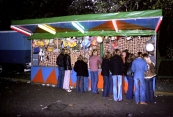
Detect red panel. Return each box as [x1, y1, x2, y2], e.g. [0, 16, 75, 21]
[32, 69, 44, 83]
[98, 72, 103, 89]
[45, 69, 57, 84]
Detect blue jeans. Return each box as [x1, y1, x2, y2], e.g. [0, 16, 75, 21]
[112, 75, 123, 101]
[84, 77, 89, 92]
[76, 76, 84, 93]
[109, 74, 113, 95]
[57, 67, 65, 89]
[102, 76, 109, 97]
[134, 78, 146, 103]
[145, 78, 154, 103]
[90, 71, 98, 93]
[126, 76, 134, 99]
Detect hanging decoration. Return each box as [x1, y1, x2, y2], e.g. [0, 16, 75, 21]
[97, 36, 103, 43]
[91, 37, 97, 45]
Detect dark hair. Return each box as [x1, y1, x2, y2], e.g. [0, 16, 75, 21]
[92, 49, 98, 55]
[113, 49, 120, 55]
[103, 51, 111, 59]
[137, 52, 143, 57]
[126, 53, 136, 63]
[143, 53, 149, 58]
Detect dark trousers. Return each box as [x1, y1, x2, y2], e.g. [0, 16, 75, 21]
[145, 78, 154, 103]
[102, 76, 110, 97]
[126, 76, 134, 99]
[57, 67, 65, 89]
[76, 76, 84, 93]
[109, 74, 113, 95]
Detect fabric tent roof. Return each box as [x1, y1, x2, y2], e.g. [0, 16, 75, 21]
[11, 9, 162, 39]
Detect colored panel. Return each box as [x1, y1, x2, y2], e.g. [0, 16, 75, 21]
[31, 66, 40, 80]
[71, 69, 77, 85]
[45, 69, 57, 84]
[119, 18, 159, 29]
[55, 67, 59, 80]
[32, 68, 44, 83]
[117, 20, 151, 30]
[98, 71, 103, 89]
[123, 76, 128, 94]
[42, 67, 54, 82]
[70, 77, 76, 87]
[90, 21, 114, 31]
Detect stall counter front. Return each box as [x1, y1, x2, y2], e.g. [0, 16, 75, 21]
[31, 66, 130, 93]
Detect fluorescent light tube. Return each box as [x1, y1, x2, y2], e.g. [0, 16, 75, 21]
[11, 26, 32, 36]
[72, 22, 84, 34]
[112, 20, 118, 32]
[38, 24, 56, 35]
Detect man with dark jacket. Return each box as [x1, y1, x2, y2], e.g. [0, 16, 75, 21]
[109, 49, 124, 102]
[56, 49, 65, 89]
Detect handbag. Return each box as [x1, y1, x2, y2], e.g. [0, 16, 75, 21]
[126, 63, 133, 76]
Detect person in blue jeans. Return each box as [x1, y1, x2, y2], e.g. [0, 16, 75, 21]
[56, 49, 65, 89]
[74, 55, 85, 93]
[83, 57, 89, 92]
[143, 53, 156, 104]
[109, 49, 124, 101]
[101, 51, 111, 97]
[89, 49, 102, 94]
[125, 53, 136, 99]
[131, 52, 148, 105]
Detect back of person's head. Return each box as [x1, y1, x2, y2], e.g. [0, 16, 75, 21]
[64, 49, 70, 54]
[77, 55, 83, 60]
[126, 53, 136, 63]
[143, 53, 152, 64]
[103, 51, 111, 59]
[143, 53, 149, 58]
[60, 49, 65, 54]
[113, 49, 120, 56]
[83, 57, 88, 63]
[137, 52, 143, 57]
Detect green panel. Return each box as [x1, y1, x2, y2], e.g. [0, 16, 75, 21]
[12, 9, 162, 25]
[29, 30, 155, 39]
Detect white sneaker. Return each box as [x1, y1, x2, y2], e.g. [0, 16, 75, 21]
[66, 89, 72, 92]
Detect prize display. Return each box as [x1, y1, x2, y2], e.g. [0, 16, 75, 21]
[32, 36, 152, 67]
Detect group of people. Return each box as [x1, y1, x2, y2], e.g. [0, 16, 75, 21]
[56, 48, 89, 93]
[56, 48, 156, 105]
[101, 49, 156, 104]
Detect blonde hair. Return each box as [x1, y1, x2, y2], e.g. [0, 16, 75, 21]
[83, 57, 88, 63]
[77, 55, 83, 60]
[64, 49, 70, 54]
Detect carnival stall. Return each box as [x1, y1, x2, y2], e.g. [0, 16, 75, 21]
[11, 9, 162, 92]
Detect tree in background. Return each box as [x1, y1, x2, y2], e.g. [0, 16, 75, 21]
[68, 0, 173, 57]
[0, 0, 73, 20]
